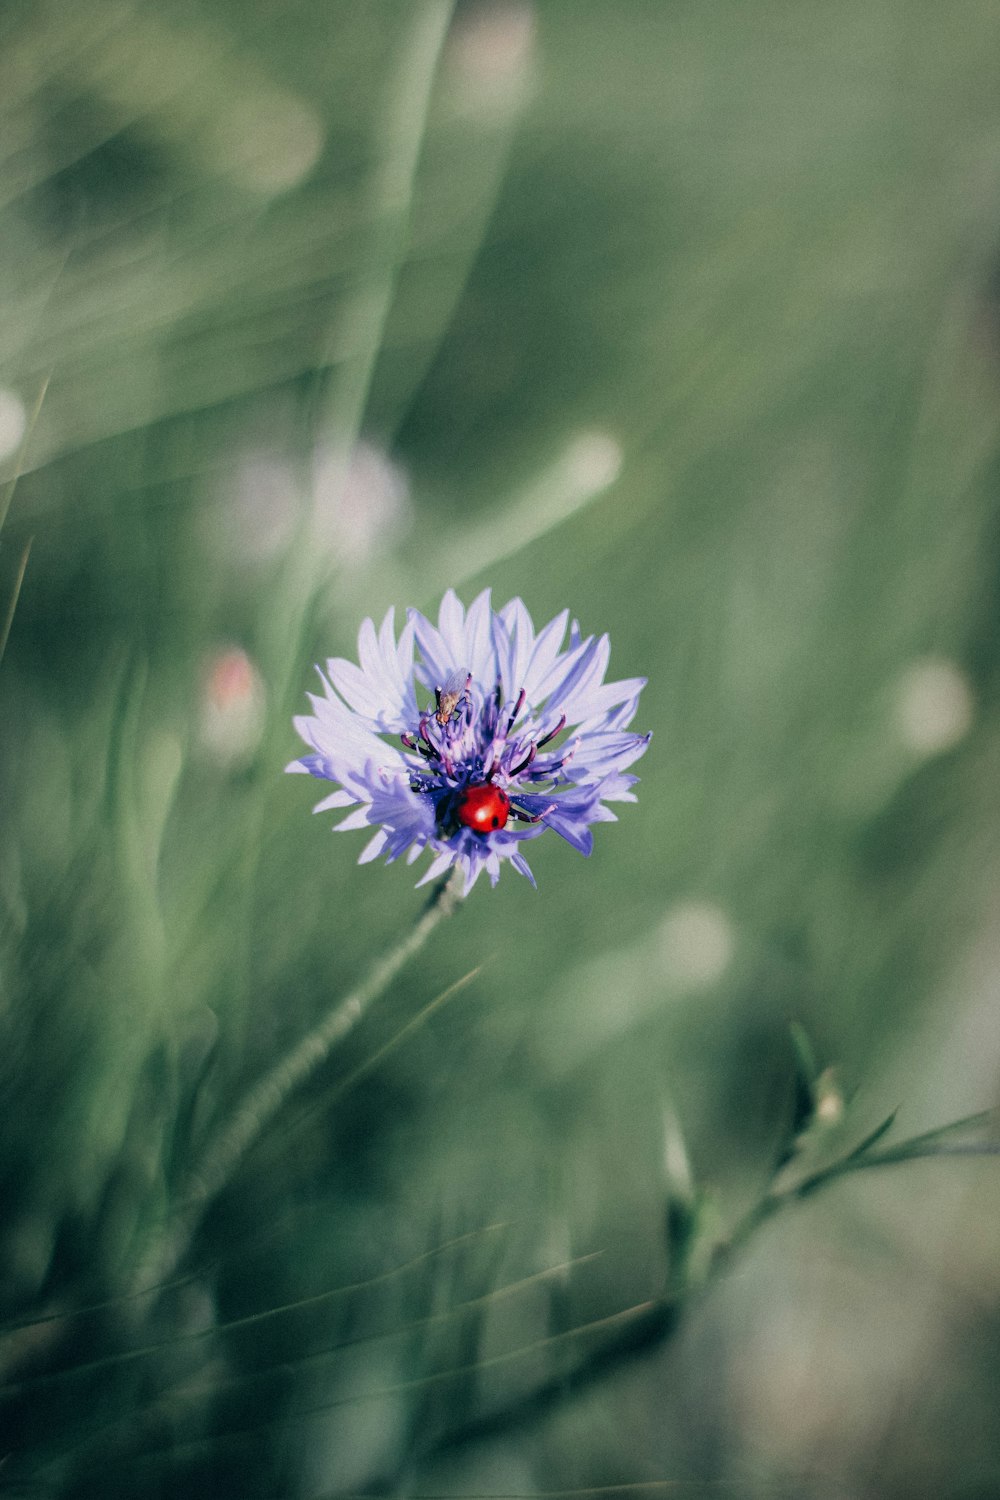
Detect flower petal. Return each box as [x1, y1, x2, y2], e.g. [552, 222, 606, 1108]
[289, 591, 648, 889]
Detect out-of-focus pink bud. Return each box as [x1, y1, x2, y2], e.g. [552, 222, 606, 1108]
[199, 647, 266, 765]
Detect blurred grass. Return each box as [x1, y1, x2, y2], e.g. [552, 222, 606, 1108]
[3, 1, 1000, 1496]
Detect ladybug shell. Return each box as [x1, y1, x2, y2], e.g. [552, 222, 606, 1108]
[455, 783, 511, 833]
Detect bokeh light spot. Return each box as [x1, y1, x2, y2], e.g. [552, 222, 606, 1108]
[894, 657, 974, 756]
[312, 441, 411, 565]
[0, 389, 27, 461]
[445, 1, 537, 120]
[659, 901, 734, 988]
[561, 430, 624, 496]
[202, 92, 324, 194]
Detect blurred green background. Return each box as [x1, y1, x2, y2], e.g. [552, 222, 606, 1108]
[3, 1, 1000, 1495]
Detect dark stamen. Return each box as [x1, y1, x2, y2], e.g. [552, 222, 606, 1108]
[540, 738, 578, 774]
[417, 716, 438, 754]
[535, 714, 566, 750]
[510, 743, 537, 776]
[506, 688, 526, 736]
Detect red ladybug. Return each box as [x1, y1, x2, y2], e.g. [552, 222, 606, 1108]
[455, 783, 511, 833]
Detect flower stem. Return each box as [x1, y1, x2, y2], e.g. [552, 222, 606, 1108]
[138, 873, 464, 1293]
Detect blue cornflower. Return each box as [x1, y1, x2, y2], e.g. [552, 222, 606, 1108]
[287, 589, 650, 893]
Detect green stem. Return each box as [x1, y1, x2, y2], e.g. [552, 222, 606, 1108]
[0, 375, 48, 538]
[194, 874, 462, 1202]
[0, 535, 32, 670]
[716, 1107, 1000, 1269]
[138, 873, 463, 1292]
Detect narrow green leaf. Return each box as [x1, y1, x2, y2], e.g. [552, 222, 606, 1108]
[844, 1107, 899, 1162]
[0, 374, 48, 538]
[0, 535, 31, 670]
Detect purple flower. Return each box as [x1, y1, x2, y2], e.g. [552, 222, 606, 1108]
[287, 590, 650, 893]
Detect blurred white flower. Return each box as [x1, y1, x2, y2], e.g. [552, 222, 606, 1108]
[310, 440, 411, 565]
[0, 388, 27, 461]
[894, 657, 973, 757]
[201, 90, 324, 194]
[658, 901, 734, 988]
[198, 647, 266, 765]
[219, 441, 411, 568]
[444, 1, 537, 121]
[561, 429, 624, 496]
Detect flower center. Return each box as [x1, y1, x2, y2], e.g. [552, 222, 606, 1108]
[399, 676, 566, 836]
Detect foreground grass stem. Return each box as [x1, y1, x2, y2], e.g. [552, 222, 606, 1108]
[138, 873, 463, 1292]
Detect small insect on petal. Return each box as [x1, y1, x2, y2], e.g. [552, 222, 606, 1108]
[435, 668, 471, 726]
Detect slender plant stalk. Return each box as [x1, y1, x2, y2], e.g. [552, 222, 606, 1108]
[309, 0, 456, 454]
[0, 375, 49, 675]
[193, 874, 463, 1204]
[0, 536, 32, 670]
[0, 375, 48, 538]
[138, 873, 464, 1293]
